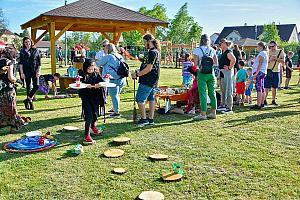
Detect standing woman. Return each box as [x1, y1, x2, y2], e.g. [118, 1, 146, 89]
[192, 34, 218, 120]
[0, 48, 24, 133]
[19, 37, 41, 110]
[218, 39, 236, 114]
[250, 42, 268, 109]
[98, 43, 126, 118]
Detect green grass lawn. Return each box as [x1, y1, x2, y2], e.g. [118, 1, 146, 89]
[0, 58, 300, 199]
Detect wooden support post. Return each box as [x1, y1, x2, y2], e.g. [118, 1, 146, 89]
[31, 28, 37, 44]
[49, 22, 56, 74]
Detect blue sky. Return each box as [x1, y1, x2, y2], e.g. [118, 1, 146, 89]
[1, 0, 300, 36]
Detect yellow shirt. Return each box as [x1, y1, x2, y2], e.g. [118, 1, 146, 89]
[268, 49, 285, 72]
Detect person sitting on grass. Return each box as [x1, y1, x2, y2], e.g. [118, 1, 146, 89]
[235, 60, 248, 106]
[38, 73, 60, 99]
[245, 68, 254, 104]
[284, 51, 294, 89]
[79, 58, 106, 144]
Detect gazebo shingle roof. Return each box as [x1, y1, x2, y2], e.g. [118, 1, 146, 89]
[41, 0, 167, 25]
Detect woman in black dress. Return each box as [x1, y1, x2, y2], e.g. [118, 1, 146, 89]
[19, 37, 41, 110]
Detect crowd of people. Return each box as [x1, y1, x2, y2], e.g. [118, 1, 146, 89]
[187, 36, 299, 120]
[0, 33, 299, 143]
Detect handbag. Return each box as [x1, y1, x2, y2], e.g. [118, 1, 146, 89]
[267, 50, 282, 78]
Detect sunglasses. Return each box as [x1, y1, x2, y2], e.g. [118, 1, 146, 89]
[269, 45, 275, 48]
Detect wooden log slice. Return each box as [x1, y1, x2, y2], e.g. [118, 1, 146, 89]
[138, 191, 164, 200]
[162, 172, 183, 182]
[113, 167, 126, 174]
[113, 137, 131, 145]
[104, 149, 124, 158]
[149, 154, 168, 161]
[63, 126, 79, 131]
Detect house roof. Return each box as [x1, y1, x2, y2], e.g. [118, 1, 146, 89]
[234, 38, 262, 47]
[0, 28, 15, 36]
[35, 41, 63, 48]
[21, 0, 168, 31]
[215, 24, 297, 44]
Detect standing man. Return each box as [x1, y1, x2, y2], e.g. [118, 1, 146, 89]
[264, 41, 285, 106]
[131, 34, 161, 127]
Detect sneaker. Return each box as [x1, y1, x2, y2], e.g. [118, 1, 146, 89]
[283, 86, 288, 90]
[23, 99, 29, 110]
[108, 108, 114, 113]
[137, 118, 149, 127]
[83, 134, 95, 145]
[250, 105, 261, 110]
[29, 101, 34, 110]
[221, 109, 233, 114]
[217, 105, 227, 111]
[90, 126, 101, 135]
[264, 100, 268, 106]
[261, 104, 265, 108]
[148, 118, 155, 125]
[109, 113, 121, 118]
[193, 115, 207, 120]
[207, 113, 216, 119]
[271, 100, 278, 106]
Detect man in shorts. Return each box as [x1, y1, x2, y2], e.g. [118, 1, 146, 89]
[264, 41, 285, 106]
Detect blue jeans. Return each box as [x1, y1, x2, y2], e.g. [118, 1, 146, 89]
[108, 78, 125, 113]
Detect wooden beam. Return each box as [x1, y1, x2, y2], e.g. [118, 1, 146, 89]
[31, 28, 37, 44]
[101, 32, 113, 43]
[54, 23, 74, 41]
[113, 32, 122, 44]
[31, 20, 51, 30]
[35, 30, 48, 44]
[49, 22, 56, 74]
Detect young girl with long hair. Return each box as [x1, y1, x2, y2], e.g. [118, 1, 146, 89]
[79, 59, 106, 144]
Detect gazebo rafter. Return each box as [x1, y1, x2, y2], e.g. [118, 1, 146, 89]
[20, 0, 168, 73]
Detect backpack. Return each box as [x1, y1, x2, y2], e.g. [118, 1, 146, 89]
[112, 55, 129, 78]
[199, 48, 214, 74]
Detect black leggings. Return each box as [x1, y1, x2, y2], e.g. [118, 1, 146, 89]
[82, 100, 98, 136]
[85, 117, 97, 136]
[25, 76, 39, 98]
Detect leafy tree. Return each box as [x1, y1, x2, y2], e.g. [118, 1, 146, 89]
[259, 23, 281, 43]
[168, 3, 202, 44]
[0, 8, 8, 35]
[123, 3, 169, 45]
[20, 29, 30, 37]
[42, 33, 50, 41]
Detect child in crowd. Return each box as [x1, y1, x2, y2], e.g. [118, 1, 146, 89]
[182, 53, 193, 88]
[186, 65, 199, 114]
[79, 58, 106, 144]
[284, 51, 294, 89]
[245, 68, 253, 104]
[235, 60, 247, 106]
[38, 73, 61, 99]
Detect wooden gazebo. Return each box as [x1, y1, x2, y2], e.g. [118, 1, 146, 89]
[20, 0, 168, 73]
